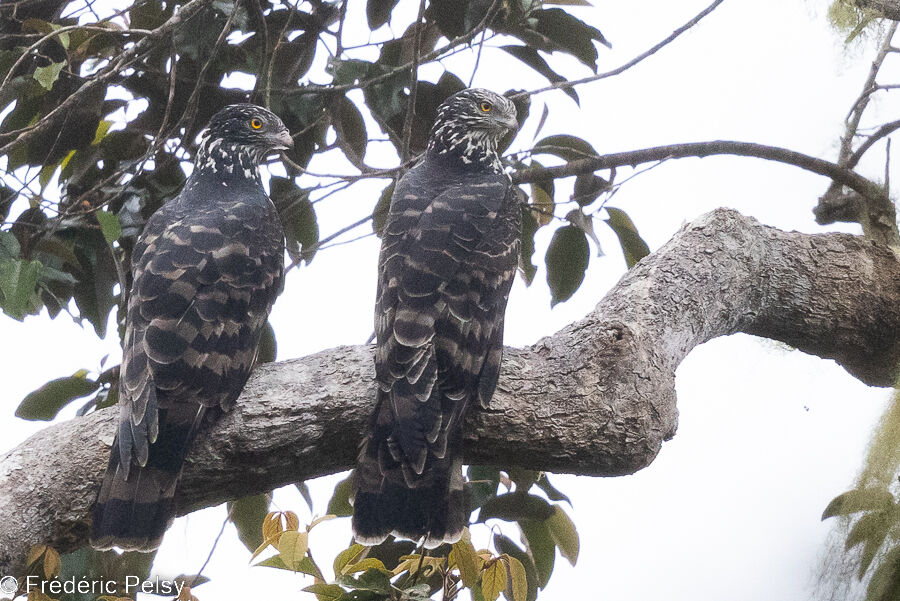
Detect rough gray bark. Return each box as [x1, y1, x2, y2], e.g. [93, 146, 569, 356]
[1, 208, 899, 576]
[857, 0, 900, 20]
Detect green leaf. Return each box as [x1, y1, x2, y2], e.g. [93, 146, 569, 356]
[502, 555, 528, 601]
[400, 583, 433, 601]
[0, 231, 19, 258]
[277, 530, 309, 570]
[501, 46, 578, 104]
[367, 0, 400, 30]
[328, 59, 374, 86]
[38, 164, 57, 190]
[518, 205, 539, 286]
[482, 560, 506, 601]
[846, 511, 892, 577]
[529, 8, 610, 71]
[518, 519, 555, 589]
[865, 545, 900, 600]
[529, 184, 554, 227]
[337, 568, 392, 594]
[255, 555, 293, 570]
[332, 96, 368, 167]
[95, 211, 122, 244]
[71, 229, 118, 338]
[334, 543, 366, 576]
[33, 61, 66, 90]
[16, 371, 100, 421]
[227, 493, 271, 553]
[566, 209, 602, 257]
[272, 178, 319, 265]
[546, 506, 578, 565]
[452, 539, 481, 588]
[467, 465, 502, 509]
[91, 120, 113, 145]
[535, 474, 571, 506]
[257, 321, 277, 364]
[0, 257, 44, 320]
[604, 207, 650, 268]
[327, 474, 355, 517]
[494, 535, 538, 601]
[846, 511, 891, 551]
[544, 225, 589, 306]
[507, 469, 539, 493]
[344, 558, 388, 574]
[296, 480, 314, 512]
[533, 134, 598, 161]
[822, 488, 896, 520]
[271, 36, 317, 88]
[364, 538, 417, 571]
[372, 181, 395, 237]
[571, 174, 610, 206]
[303, 583, 346, 601]
[478, 493, 554, 523]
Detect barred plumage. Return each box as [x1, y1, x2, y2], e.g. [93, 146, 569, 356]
[353, 89, 521, 547]
[90, 104, 291, 551]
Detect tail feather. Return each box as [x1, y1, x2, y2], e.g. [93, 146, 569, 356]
[353, 438, 467, 548]
[90, 405, 203, 551]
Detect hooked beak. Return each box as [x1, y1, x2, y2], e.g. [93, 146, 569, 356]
[497, 114, 519, 132]
[270, 128, 294, 151]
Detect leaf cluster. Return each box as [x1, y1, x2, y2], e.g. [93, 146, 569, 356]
[240, 468, 578, 601]
[823, 486, 900, 600]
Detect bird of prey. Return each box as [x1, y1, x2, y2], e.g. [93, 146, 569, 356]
[90, 104, 291, 551]
[353, 89, 521, 548]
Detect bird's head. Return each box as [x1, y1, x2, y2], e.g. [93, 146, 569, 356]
[195, 104, 293, 178]
[427, 88, 518, 172]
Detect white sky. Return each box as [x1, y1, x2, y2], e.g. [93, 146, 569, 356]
[0, 0, 896, 599]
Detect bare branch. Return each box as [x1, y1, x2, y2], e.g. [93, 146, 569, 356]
[512, 140, 884, 203]
[399, 0, 427, 165]
[518, 0, 726, 99]
[1, 209, 898, 576]
[816, 22, 900, 247]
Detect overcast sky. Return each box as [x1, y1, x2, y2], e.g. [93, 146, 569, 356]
[1, 0, 896, 600]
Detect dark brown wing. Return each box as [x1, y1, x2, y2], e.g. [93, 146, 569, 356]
[91, 193, 284, 551]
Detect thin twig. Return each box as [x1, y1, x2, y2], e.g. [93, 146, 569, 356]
[192, 506, 233, 588]
[399, 0, 427, 165]
[847, 118, 900, 168]
[0, 0, 212, 155]
[0, 24, 153, 93]
[334, 0, 347, 59]
[515, 0, 727, 99]
[840, 21, 899, 160]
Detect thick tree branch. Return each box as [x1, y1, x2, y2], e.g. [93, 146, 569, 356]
[857, 0, 900, 21]
[1, 209, 899, 575]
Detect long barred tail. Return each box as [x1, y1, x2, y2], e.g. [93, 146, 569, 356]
[90, 405, 204, 552]
[352, 427, 468, 549]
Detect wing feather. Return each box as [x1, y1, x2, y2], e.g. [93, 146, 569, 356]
[371, 170, 520, 484]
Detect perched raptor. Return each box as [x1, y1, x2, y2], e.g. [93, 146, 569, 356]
[353, 89, 521, 547]
[90, 104, 291, 551]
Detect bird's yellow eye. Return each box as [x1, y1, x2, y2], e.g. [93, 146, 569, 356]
[480, 102, 492, 113]
[250, 118, 263, 130]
